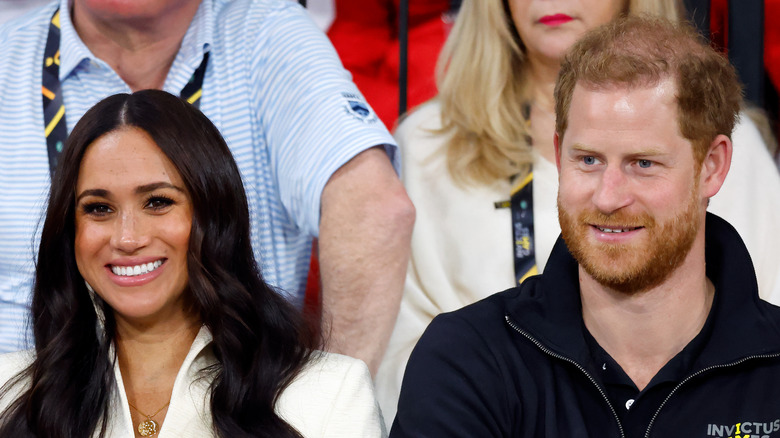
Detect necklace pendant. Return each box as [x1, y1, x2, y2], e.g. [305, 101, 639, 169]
[138, 418, 159, 436]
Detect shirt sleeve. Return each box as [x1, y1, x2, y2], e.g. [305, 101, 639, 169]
[248, 2, 398, 237]
[390, 313, 515, 438]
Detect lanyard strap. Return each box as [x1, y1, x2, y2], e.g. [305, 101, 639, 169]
[510, 173, 537, 284]
[42, 9, 67, 177]
[494, 102, 537, 284]
[494, 172, 537, 284]
[41, 7, 209, 177]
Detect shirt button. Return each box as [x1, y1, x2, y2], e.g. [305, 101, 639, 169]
[625, 399, 635, 410]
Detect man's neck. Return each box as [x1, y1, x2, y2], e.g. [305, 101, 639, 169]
[580, 238, 715, 391]
[71, 0, 202, 91]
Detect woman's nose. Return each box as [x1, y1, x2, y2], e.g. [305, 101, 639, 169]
[110, 210, 150, 253]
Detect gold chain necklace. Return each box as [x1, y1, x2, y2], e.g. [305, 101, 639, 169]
[127, 400, 171, 437]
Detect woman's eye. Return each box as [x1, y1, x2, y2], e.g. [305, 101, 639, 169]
[82, 203, 112, 216]
[638, 159, 653, 169]
[146, 196, 174, 210]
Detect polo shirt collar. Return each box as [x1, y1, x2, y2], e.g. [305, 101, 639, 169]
[179, 0, 213, 65]
[57, 0, 94, 81]
[55, 0, 213, 82]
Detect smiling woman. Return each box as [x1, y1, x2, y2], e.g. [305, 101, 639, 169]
[74, 127, 193, 325]
[0, 90, 385, 438]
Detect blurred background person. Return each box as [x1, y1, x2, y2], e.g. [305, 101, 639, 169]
[0, 0, 415, 375]
[0, 90, 385, 438]
[375, 0, 780, 424]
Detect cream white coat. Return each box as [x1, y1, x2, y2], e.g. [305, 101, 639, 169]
[0, 327, 387, 437]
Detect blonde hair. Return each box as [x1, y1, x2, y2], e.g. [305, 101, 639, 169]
[437, 0, 684, 185]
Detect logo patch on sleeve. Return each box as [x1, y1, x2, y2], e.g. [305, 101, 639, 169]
[341, 92, 377, 123]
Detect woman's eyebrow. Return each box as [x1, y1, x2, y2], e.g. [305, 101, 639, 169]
[75, 188, 109, 203]
[75, 182, 185, 203]
[134, 182, 185, 194]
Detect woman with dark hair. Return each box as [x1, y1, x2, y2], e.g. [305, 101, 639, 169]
[0, 89, 385, 438]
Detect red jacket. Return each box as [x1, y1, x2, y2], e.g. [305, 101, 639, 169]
[327, 0, 450, 128]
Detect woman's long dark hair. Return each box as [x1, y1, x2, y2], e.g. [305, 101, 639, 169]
[0, 90, 314, 437]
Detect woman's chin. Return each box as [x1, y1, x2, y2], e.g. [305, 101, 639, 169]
[527, 34, 586, 67]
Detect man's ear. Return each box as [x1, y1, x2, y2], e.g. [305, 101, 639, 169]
[699, 134, 732, 198]
[554, 132, 562, 172]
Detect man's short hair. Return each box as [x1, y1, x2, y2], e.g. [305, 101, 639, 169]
[554, 15, 743, 163]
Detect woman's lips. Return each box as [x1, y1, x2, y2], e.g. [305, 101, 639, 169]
[539, 14, 574, 26]
[105, 259, 167, 287]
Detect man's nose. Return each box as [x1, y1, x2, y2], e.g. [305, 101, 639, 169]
[591, 166, 633, 214]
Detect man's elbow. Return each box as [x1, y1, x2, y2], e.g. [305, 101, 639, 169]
[320, 146, 415, 244]
[375, 182, 416, 242]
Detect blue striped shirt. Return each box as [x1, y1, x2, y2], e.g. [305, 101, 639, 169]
[0, 0, 397, 352]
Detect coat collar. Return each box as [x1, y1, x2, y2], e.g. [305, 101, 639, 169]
[504, 213, 780, 374]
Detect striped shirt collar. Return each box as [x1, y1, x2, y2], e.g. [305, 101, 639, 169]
[57, 0, 92, 80]
[56, 0, 213, 85]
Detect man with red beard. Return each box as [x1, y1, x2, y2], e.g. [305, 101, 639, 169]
[390, 16, 780, 438]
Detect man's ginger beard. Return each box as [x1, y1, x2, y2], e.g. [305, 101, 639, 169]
[558, 183, 702, 294]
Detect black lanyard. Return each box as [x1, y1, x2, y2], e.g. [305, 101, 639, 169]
[494, 102, 537, 285]
[42, 8, 209, 177]
[495, 172, 537, 285]
[510, 173, 536, 283]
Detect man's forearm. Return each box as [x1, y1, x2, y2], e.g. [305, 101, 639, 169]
[318, 147, 415, 375]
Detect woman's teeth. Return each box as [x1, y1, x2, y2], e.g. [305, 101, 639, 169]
[111, 260, 163, 277]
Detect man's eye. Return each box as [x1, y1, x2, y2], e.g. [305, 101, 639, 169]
[638, 159, 653, 168]
[583, 156, 597, 165]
